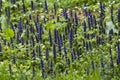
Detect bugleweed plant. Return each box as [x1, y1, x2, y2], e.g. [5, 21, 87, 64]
[0, 0, 120, 80]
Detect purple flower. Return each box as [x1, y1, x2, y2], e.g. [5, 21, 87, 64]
[117, 7, 120, 23]
[50, 60, 53, 72]
[58, 34, 62, 55]
[93, 16, 97, 26]
[69, 10, 73, 17]
[69, 29, 73, 48]
[49, 30, 53, 46]
[74, 12, 78, 26]
[53, 44, 56, 62]
[83, 20, 86, 32]
[54, 29, 58, 44]
[18, 18, 23, 33]
[44, 0, 48, 13]
[87, 16, 91, 29]
[40, 59, 45, 77]
[35, 35, 39, 43]
[63, 8, 68, 19]
[46, 48, 49, 60]
[88, 41, 92, 50]
[31, 1, 34, 11]
[109, 48, 114, 67]
[36, 46, 42, 59]
[31, 36, 35, 47]
[38, 24, 43, 40]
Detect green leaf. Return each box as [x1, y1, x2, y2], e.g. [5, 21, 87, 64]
[4, 28, 14, 40]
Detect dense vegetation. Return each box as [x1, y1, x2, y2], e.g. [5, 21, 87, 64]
[0, 0, 120, 80]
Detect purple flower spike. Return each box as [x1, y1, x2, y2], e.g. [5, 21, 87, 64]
[32, 50, 35, 60]
[53, 44, 56, 62]
[69, 29, 73, 48]
[54, 29, 58, 44]
[40, 59, 45, 77]
[74, 12, 78, 26]
[118, 7, 120, 23]
[37, 46, 42, 59]
[63, 8, 68, 19]
[49, 30, 53, 46]
[44, 0, 48, 13]
[46, 48, 49, 60]
[18, 18, 23, 33]
[109, 48, 114, 67]
[50, 60, 53, 72]
[83, 20, 86, 32]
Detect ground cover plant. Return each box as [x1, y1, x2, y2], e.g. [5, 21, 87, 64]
[0, 0, 120, 80]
